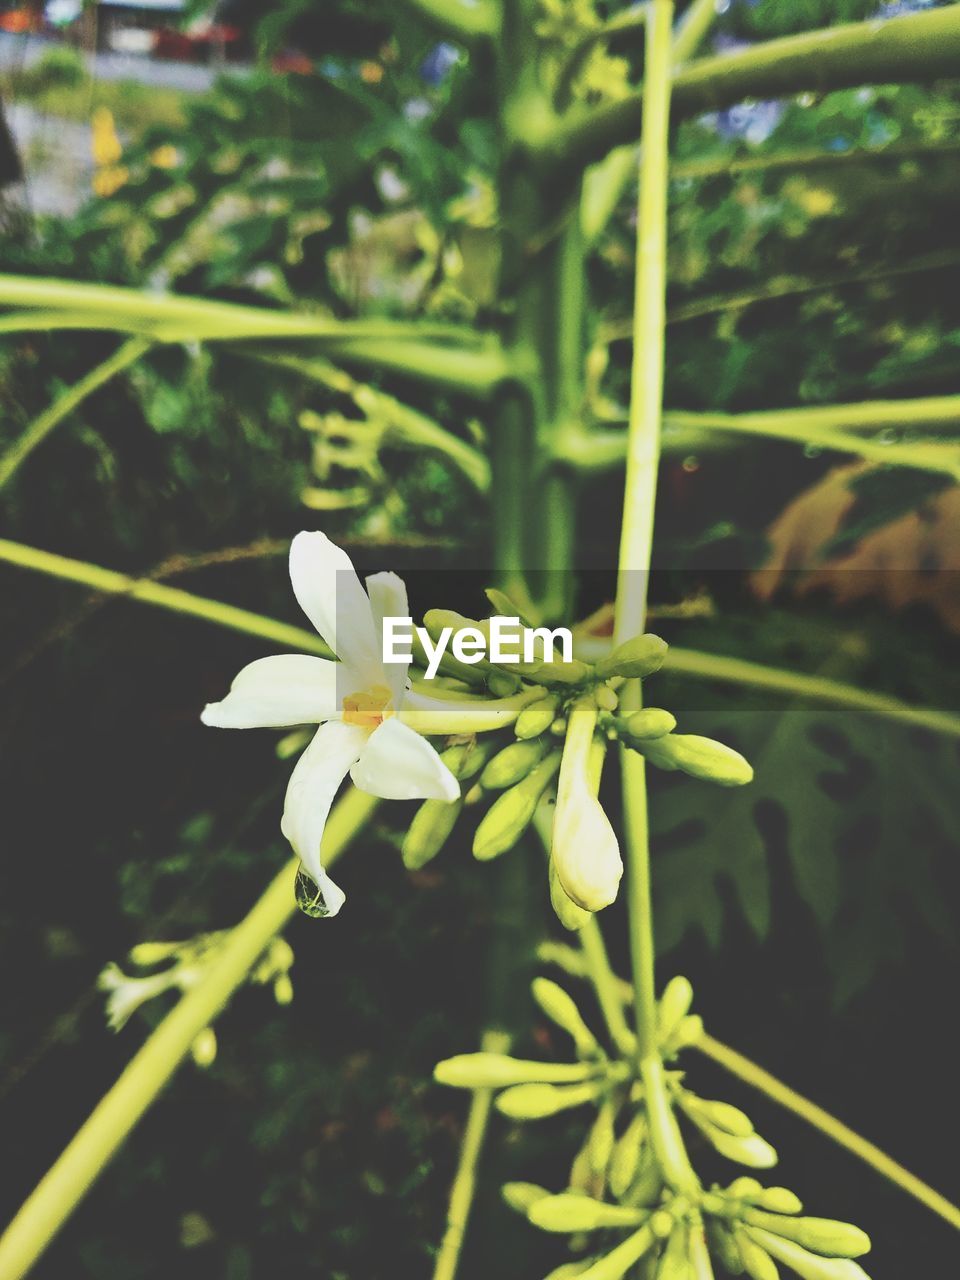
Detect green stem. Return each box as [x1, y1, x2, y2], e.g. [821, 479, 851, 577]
[538, 5, 960, 171]
[696, 1033, 960, 1233]
[578, 918, 636, 1056]
[0, 337, 150, 492]
[0, 537, 333, 658]
[431, 1029, 511, 1280]
[0, 788, 379, 1280]
[671, 0, 716, 65]
[664, 646, 960, 740]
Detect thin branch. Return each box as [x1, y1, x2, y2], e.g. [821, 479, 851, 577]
[664, 646, 960, 740]
[537, 4, 960, 170]
[696, 1032, 960, 1233]
[0, 789, 379, 1280]
[671, 0, 717, 65]
[0, 537, 332, 658]
[671, 137, 960, 184]
[431, 1028, 511, 1280]
[0, 336, 150, 491]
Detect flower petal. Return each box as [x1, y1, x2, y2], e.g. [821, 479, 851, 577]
[351, 717, 459, 801]
[288, 532, 381, 682]
[201, 654, 339, 728]
[366, 570, 410, 706]
[281, 720, 368, 914]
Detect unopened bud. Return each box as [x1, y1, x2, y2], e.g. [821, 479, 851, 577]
[403, 797, 463, 869]
[127, 941, 181, 966]
[754, 1187, 803, 1215]
[609, 1111, 648, 1198]
[596, 633, 668, 680]
[502, 1181, 550, 1214]
[587, 1101, 617, 1177]
[727, 1177, 764, 1200]
[656, 1225, 693, 1280]
[551, 717, 568, 735]
[515, 695, 559, 739]
[191, 1027, 217, 1068]
[273, 973, 294, 1005]
[550, 858, 592, 932]
[702, 1126, 777, 1169]
[743, 1213, 870, 1259]
[624, 708, 676, 741]
[745, 1227, 871, 1280]
[683, 1095, 755, 1137]
[657, 976, 694, 1045]
[528, 1194, 646, 1234]
[595, 685, 619, 712]
[496, 1080, 603, 1119]
[664, 1014, 703, 1052]
[735, 1228, 779, 1280]
[707, 1220, 746, 1276]
[434, 1052, 596, 1089]
[552, 780, 623, 912]
[487, 669, 521, 697]
[481, 738, 548, 789]
[640, 734, 753, 786]
[531, 977, 598, 1056]
[472, 752, 561, 860]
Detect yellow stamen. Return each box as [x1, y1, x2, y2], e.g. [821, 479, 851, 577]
[342, 684, 392, 728]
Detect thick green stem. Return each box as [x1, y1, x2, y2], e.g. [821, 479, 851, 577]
[578, 918, 636, 1056]
[0, 337, 150, 491]
[431, 1029, 511, 1280]
[0, 788, 379, 1280]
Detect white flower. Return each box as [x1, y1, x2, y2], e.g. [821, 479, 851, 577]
[201, 532, 460, 917]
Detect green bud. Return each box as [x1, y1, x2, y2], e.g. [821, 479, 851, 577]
[657, 1224, 695, 1280]
[707, 1220, 746, 1276]
[532, 658, 594, 685]
[550, 857, 592, 932]
[190, 1027, 217, 1069]
[742, 1213, 870, 1259]
[682, 1095, 755, 1138]
[434, 1052, 596, 1089]
[501, 1181, 551, 1214]
[531, 977, 599, 1056]
[609, 1112, 648, 1199]
[445, 737, 496, 783]
[727, 1177, 765, 1201]
[734, 1229, 779, 1280]
[664, 1014, 703, 1053]
[411, 626, 485, 685]
[640, 734, 754, 786]
[487, 669, 521, 697]
[481, 737, 548, 789]
[573, 1224, 656, 1280]
[402, 797, 464, 870]
[595, 685, 619, 712]
[625, 708, 677, 740]
[484, 588, 533, 626]
[544, 1264, 597, 1280]
[657, 976, 694, 1046]
[551, 717, 568, 735]
[127, 941, 182, 966]
[693, 1120, 777, 1168]
[515, 695, 560, 739]
[650, 1209, 675, 1240]
[596, 634, 668, 680]
[688, 1221, 716, 1280]
[745, 1228, 872, 1280]
[496, 1080, 603, 1119]
[754, 1187, 803, 1215]
[273, 973, 294, 1005]
[587, 1101, 617, 1177]
[528, 1194, 647, 1234]
[472, 752, 562, 860]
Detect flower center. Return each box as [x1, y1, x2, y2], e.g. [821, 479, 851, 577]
[342, 684, 392, 728]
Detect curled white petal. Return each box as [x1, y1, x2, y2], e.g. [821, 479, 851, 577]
[201, 654, 339, 728]
[351, 717, 459, 802]
[288, 531, 381, 682]
[281, 720, 368, 913]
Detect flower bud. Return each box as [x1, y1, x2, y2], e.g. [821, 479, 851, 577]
[550, 858, 593, 931]
[273, 973, 294, 1005]
[127, 941, 181, 966]
[745, 1228, 872, 1280]
[488, 669, 521, 696]
[501, 1181, 551, 1214]
[734, 1228, 779, 1280]
[700, 1126, 778, 1169]
[664, 1014, 703, 1052]
[682, 1094, 755, 1137]
[190, 1027, 217, 1068]
[656, 1225, 693, 1280]
[528, 1194, 647, 1234]
[576, 1224, 657, 1280]
[640, 734, 754, 786]
[609, 1111, 648, 1198]
[587, 1101, 617, 1177]
[472, 752, 561, 861]
[434, 1052, 596, 1089]
[687, 1221, 716, 1280]
[754, 1187, 803, 1215]
[706, 1220, 746, 1276]
[595, 685, 619, 712]
[402, 797, 464, 870]
[532, 658, 594, 685]
[531, 977, 599, 1056]
[515, 695, 560, 739]
[657, 976, 694, 1045]
[624, 708, 676, 741]
[595, 633, 668, 680]
[742, 1213, 870, 1259]
[481, 738, 548, 789]
[727, 1176, 764, 1201]
[552, 780, 623, 912]
[496, 1080, 603, 1119]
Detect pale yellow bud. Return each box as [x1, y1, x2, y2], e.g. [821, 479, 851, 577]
[552, 779, 623, 912]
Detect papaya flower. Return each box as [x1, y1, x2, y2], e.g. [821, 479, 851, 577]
[202, 531, 463, 917]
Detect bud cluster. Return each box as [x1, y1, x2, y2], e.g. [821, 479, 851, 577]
[434, 965, 872, 1280]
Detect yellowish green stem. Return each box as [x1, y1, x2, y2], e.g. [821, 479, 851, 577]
[431, 1029, 511, 1280]
[0, 337, 150, 492]
[0, 788, 379, 1280]
[0, 537, 333, 658]
[578, 918, 635, 1057]
[696, 1032, 960, 1233]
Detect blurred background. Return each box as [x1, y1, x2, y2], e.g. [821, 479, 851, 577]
[1, 1, 959, 1277]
